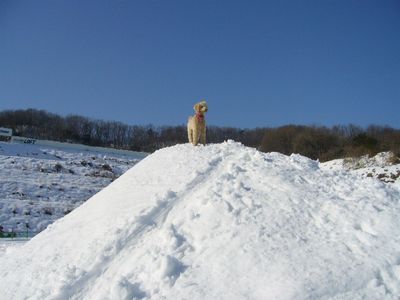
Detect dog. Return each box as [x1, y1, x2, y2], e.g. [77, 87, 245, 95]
[187, 100, 208, 146]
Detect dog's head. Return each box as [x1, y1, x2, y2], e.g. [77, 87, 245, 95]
[194, 100, 208, 114]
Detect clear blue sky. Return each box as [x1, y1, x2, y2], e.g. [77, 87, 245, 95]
[1, 0, 399, 128]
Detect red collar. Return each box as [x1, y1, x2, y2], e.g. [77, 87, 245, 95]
[196, 113, 205, 121]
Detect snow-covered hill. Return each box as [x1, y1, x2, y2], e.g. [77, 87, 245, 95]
[0, 141, 146, 234]
[0, 141, 399, 299]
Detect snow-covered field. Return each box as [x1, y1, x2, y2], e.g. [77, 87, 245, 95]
[0, 141, 399, 299]
[0, 141, 146, 234]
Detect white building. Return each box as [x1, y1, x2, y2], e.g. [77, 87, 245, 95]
[0, 127, 12, 141]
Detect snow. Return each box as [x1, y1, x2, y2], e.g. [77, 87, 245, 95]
[321, 152, 400, 186]
[0, 141, 400, 299]
[0, 239, 27, 255]
[0, 141, 146, 233]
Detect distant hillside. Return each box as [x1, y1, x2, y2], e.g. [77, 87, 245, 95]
[1, 108, 399, 160]
[0, 140, 144, 234]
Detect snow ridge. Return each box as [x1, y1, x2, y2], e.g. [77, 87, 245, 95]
[0, 141, 400, 300]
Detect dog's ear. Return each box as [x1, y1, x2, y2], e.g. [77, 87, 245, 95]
[194, 103, 200, 112]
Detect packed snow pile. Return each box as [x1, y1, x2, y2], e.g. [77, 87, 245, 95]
[0, 141, 400, 300]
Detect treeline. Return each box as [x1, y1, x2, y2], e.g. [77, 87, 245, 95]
[0, 109, 263, 152]
[260, 125, 400, 161]
[0, 109, 399, 161]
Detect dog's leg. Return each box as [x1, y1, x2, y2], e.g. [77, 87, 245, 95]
[188, 127, 193, 144]
[193, 129, 199, 146]
[200, 126, 206, 145]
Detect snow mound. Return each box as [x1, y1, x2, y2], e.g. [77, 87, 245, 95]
[322, 152, 400, 185]
[1, 141, 400, 299]
[322, 152, 399, 170]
